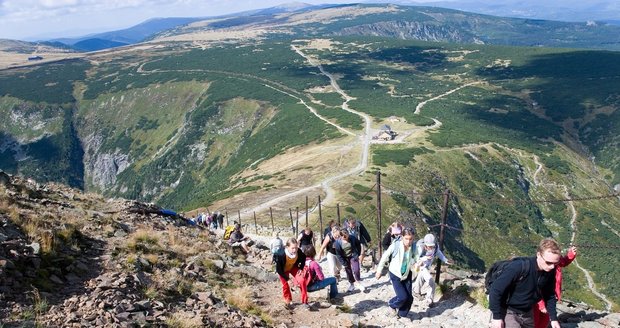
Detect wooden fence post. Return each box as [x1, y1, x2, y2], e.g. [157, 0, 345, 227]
[336, 203, 341, 225]
[254, 211, 258, 234]
[377, 171, 383, 257]
[270, 207, 274, 233]
[318, 195, 323, 245]
[435, 189, 450, 284]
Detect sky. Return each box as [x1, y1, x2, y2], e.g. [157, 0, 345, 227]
[0, 0, 449, 41]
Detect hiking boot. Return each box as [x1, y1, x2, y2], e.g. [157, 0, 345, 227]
[299, 303, 311, 311]
[356, 282, 366, 292]
[347, 284, 356, 292]
[391, 307, 400, 319]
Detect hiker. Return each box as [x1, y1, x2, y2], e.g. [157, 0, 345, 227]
[297, 226, 316, 248]
[489, 238, 562, 328]
[274, 238, 307, 307]
[344, 217, 372, 264]
[228, 223, 251, 253]
[379, 222, 403, 274]
[382, 222, 403, 252]
[375, 228, 417, 318]
[212, 211, 221, 229]
[533, 245, 577, 328]
[412, 233, 453, 307]
[335, 229, 366, 292]
[318, 225, 343, 279]
[217, 212, 224, 230]
[298, 245, 338, 304]
[324, 219, 336, 239]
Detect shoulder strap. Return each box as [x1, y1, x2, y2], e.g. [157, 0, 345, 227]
[518, 258, 531, 281]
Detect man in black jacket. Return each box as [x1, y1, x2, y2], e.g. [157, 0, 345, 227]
[489, 238, 562, 328]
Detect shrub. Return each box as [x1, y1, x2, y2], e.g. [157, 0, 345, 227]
[165, 311, 203, 328]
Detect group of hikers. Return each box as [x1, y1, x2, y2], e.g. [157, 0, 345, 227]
[266, 216, 577, 328]
[192, 211, 225, 229]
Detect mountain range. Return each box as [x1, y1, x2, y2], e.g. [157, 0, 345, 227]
[0, 3, 619, 311]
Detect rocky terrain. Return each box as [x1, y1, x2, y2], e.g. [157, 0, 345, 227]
[1, 170, 618, 327]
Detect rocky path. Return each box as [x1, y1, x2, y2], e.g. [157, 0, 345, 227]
[243, 232, 618, 328]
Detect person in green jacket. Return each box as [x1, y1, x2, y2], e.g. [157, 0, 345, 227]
[375, 228, 417, 319]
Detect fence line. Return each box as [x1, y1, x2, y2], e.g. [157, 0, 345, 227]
[197, 171, 620, 283]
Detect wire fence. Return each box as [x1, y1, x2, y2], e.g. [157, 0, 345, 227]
[202, 171, 620, 257]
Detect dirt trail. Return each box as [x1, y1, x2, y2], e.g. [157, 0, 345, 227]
[564, 186, 614, 312]
[533, 155, 544, 185]
[414, 81, 482, 114]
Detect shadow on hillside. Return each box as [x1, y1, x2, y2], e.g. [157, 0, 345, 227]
[0, 113, 85, 190]
[424, 292, 468, 319]
[558, 309, 608, 323]
[40, 235, 107, 305]
[472, 49, 620, 138]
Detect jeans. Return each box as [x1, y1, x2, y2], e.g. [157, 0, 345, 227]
[308, 277, 338, 298]
[342, 256, 361, 283]
[389, 271, 414, 317]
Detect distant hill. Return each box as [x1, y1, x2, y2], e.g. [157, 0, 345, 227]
[405, 0, 620, 23]
[71, 38, 128, 52]
[51, 17, 206, 50]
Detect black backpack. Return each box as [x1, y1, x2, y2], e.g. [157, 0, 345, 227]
[484, 257, 530, 295]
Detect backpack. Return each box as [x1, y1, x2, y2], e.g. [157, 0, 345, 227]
[270, 237, 284, 255]
[294, 260, 315, 287]
[484, 257, 531, 295]
[381, 235, 401, 269]
[223, 225, 235, 240]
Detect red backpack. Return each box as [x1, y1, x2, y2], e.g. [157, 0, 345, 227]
[295, 259, 315, 287]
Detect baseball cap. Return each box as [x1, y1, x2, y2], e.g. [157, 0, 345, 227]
[424, 234, 435, 247]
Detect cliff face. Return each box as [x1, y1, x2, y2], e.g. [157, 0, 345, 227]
[335, 20, 481, 44]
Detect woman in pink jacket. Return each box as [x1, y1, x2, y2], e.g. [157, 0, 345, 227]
[533, 246, 577, 328]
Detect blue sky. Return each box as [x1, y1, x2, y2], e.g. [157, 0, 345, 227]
[0, 0, 448, 41]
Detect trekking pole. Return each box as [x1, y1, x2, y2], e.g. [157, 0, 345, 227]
[305, 195, 309, 228]
[296, 207, 299, 236]
[289, 208, 294, 233]
[435, 189, 450, 284]
[238, 210, 241, 228]
[225, 210, 229, 226]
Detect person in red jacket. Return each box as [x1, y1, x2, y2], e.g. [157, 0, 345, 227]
[533, 245, 577, 328]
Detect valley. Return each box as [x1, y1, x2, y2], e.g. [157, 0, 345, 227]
[1, 3, 620, 312]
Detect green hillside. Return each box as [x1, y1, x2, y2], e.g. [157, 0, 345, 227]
[0, 4, 619, 310]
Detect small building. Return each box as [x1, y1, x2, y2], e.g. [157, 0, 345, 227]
[28, 55, 43, 61]
[373, 124, 397, 141]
